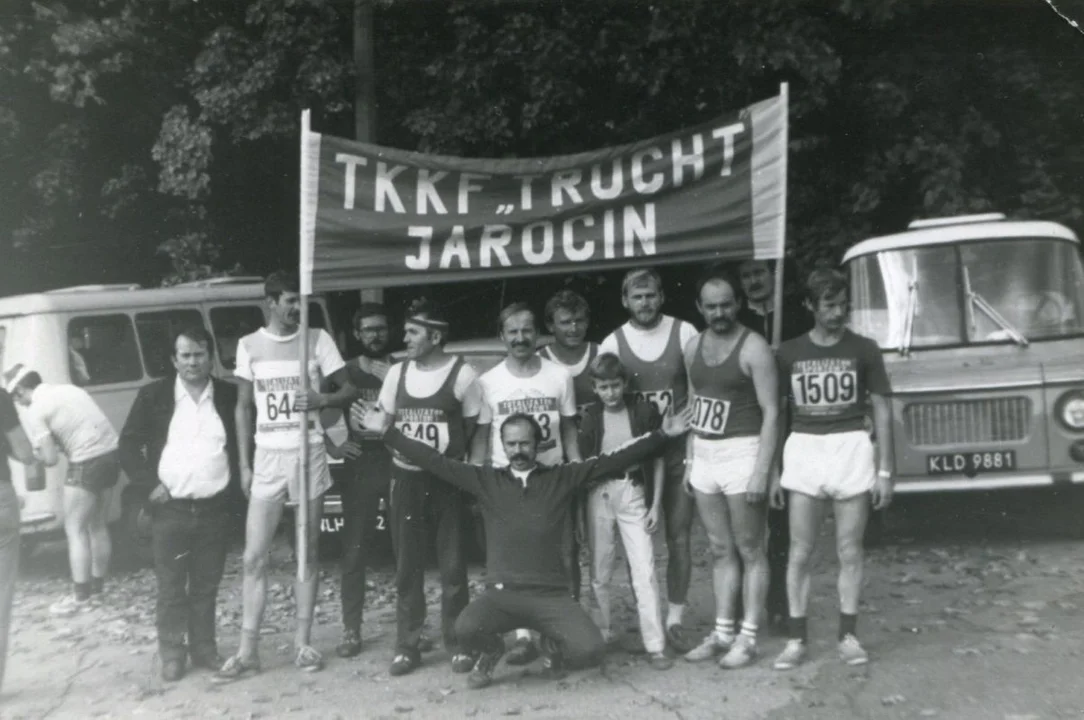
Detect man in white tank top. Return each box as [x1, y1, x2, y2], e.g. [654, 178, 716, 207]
[470, 302, 579, 667]
[599, 268, 699, 653]
[215, 272, 357, 681]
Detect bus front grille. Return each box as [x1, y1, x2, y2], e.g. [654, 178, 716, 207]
[904, 397, 1031, 447]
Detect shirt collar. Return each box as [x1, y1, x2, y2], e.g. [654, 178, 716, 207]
[745, 298, 774, 316]
[174, 375, 213, 404]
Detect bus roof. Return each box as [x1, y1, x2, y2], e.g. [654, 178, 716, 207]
[842, 218, 1079, 263]
[0, 282, 270, 318]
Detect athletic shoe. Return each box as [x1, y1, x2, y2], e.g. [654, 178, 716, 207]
[189, 652, 224, 671]
[389, 652, 421, 677]
[684, 632, 732, 662]
[665, 624, 695, 655]
[336, 628, 362, 658]
[718, 635, 757, 669]
[773, 639, 807, 670]
[295, 645, 324, 672]
[504, 637, 539, 666]
[838, 634, 869, 665]
[467, 649, 504, 690]
[212, 654, 261, 684]
[648, 652, 674, 671]
[450, 652, 476, 674]
[49, 595, 90, 617]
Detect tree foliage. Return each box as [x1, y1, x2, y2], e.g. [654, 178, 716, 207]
[2, 0, 1082, 297]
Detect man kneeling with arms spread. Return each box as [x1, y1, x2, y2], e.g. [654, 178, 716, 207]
[357, 405, 690, 689]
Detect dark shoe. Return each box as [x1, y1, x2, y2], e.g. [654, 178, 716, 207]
[666, 624, 694, 655]
[336, 628, 362, 658]
[189, 652, 224, 671]
[162, 659, 185, 682]
[450, 652, 476, 674]
[418, 634, 436, 653]
[389, 652, 421, 677]
[504, 637, 539, 666]
[648, 652, 674, 671]
[539, 636, 567, 680]
[467, 649, 504, 690]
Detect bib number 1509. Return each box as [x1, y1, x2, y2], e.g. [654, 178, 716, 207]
[791, 371, 857, 407]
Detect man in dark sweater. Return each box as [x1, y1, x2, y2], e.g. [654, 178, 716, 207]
[358, 405, 690, 689]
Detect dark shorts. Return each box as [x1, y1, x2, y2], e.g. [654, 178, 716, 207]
[66, 451, 120, 492]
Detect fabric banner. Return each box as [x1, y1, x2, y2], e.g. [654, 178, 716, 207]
[302, 90, 788, 292]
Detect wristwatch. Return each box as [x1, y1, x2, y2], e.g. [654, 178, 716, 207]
[877, 469, 892, 479]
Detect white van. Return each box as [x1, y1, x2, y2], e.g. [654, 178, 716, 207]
[0, 278, 337, 555]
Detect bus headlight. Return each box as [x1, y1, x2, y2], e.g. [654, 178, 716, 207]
[1056, 391, 1084, 431]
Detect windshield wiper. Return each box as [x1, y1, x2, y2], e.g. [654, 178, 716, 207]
[963, 266, 1028, 347]
[899, 280, 917, 356]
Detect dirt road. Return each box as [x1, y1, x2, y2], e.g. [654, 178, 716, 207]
[4, 488, 1084, 720]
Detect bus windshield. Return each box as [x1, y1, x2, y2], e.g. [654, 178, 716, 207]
[849, 238, 1084, 350]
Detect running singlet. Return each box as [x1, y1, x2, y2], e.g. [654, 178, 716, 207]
[478, 358, 576, 467]
[607, 317, 689, 418]
[537, 343, 598, 421]
[687, 329, 762, 439]
[389, 357, 471, 471]
[776, 329, 890, 435]
[235, 328, 345, 450]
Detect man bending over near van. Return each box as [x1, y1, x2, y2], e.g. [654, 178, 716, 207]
[5, 364, 120, 617]
[214, 271, 357, 681]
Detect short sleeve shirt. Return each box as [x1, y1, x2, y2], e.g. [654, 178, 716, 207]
[777, 330, 890, 435]
[235, 327, 345, 450]
[478, 358, 576, 467]
[0, 391, 19, 484]
[25, 383, 118, 462]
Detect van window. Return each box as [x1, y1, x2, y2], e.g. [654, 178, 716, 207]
[309, 302, 327, 330]
[136, 310, 206, 378]
[210, 306, 265, 371]
[68, 315, 142, 386]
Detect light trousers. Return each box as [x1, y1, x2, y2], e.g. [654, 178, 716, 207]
[587, 478, 665, 653]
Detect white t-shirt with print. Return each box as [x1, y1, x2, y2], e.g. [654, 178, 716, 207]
[235, 327, 345, 450]
[478, 358, 576, 467]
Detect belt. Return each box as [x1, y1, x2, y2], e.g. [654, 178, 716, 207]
[164, 494, 228, 509]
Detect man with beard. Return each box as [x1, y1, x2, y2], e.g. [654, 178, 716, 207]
[367, 299, 478, 678]
[357, 406, 692, 690]
[215, 271, 357, 681]
[599, 268, 699, 653]
[681, 273, 779, 669]
[335, 303, 393, 658]
[736, 259, 812, 631]
[772, 268, 893, 670]
[470, 302, 580, 667]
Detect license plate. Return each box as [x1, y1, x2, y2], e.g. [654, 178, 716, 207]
[926, 450, 1016, 477]
[320, 517, 344, 533]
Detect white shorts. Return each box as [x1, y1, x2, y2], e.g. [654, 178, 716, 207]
[688, 435, 761, 496]
[252, 445, 332, 503]
[780, 431, 874, 500]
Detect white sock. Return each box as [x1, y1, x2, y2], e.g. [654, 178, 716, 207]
[666, 603, 685, 628]
[739, 621, 758, 644]
[515, 629, 532, 641]
[714, 618, 736, 642]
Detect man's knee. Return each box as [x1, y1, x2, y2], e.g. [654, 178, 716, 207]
[788, 538, 815, 569]
[242, 548, 269, 577]
[564, 630, 605, 669]
[837, 538, 863, 569]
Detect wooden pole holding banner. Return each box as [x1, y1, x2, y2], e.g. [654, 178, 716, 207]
[297, 109, 313, 583]
[770, 82, 789, 350]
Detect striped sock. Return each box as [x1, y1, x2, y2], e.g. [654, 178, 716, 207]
[740, 621, 758, 644]
[714, 618, 736, 643]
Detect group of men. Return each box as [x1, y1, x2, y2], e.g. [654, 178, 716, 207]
[0, 258, 894, 693]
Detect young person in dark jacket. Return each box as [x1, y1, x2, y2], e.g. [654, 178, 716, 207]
[118, 327, 240, 682]
[356, 404, 691, 690]
[578, 353, 671, 671]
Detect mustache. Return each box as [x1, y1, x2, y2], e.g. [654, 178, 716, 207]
[509, 453, 530, 463]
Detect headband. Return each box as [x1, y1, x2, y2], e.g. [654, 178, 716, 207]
[3, 364, 32, 394]
[406, 315, 449, 332]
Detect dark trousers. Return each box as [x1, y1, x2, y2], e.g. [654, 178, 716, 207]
[152, 496, 229, 664]
[456, 586, 605, 668]
[340, 449, 390, 631]
[389, 464, 469, 655]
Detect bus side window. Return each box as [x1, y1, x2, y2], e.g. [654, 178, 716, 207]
[210, 306, 265, 371]
[68, 315, 143, 386]
[135, 309, 206, 378]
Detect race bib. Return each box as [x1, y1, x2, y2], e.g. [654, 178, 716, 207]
[691, 395, 730, 436]
[395, 419, 451, 453]
[790, 370, 858, 413]
[635, 389, 675, 417]
[253, 375, 316, 439]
